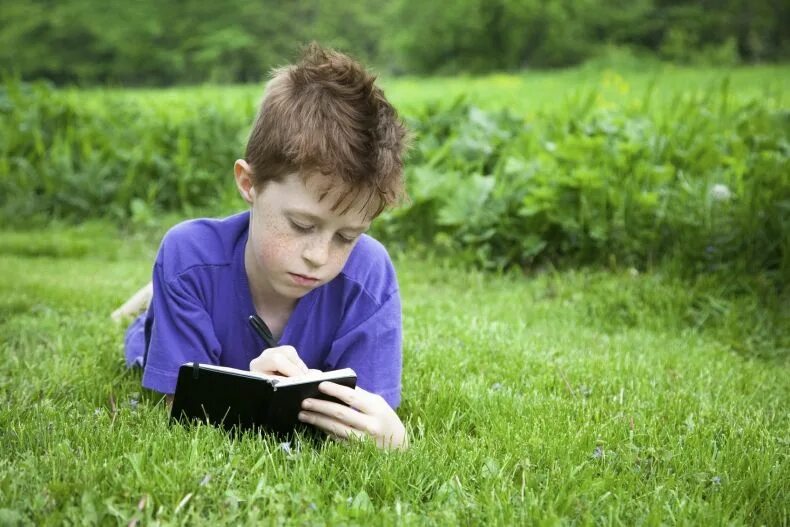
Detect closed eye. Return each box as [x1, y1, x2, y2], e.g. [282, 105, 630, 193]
[289, 219, 314, 233]
[288, 215, 361, 245]
[336, 233, 357, 244]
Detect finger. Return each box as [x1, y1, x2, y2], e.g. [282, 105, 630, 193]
[249, 354, 269, 374]
[317, 382, 376, 413]
[298, 410, 367, 441]
[271, 354, 307, 377]
[301, 398, 370, 431]
[278, 345, 309, 373]
[249, 351, 293, 376]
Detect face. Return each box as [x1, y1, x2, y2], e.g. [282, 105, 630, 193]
[236, 162, 373, 308]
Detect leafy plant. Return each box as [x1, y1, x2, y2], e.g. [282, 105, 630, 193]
[1, 72, 787, 289]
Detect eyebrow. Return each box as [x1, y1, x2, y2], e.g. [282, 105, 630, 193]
[285, 209, 369, 232]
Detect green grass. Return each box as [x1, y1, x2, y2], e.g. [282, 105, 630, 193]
[2, 64, 788, 524]
[384, 63, 789, 114]
[0, 224, 787, 525]
[79, 63, 788, 116]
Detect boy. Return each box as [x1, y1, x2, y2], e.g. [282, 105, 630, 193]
[118, 44, 409, 450]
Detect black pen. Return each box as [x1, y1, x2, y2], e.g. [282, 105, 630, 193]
[248, 314, 277, 349]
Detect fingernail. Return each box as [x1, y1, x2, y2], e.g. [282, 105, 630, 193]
[302, 399, 311, 409]
[298, 412, 307, 421]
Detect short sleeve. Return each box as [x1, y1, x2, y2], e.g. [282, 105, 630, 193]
[325, 292, 402, 409]
[141, 262, 221, 394]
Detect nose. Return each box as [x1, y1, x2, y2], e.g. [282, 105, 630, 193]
[302, 235, 331, 268]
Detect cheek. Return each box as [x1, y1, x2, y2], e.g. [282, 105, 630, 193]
[258, 238, 287, 268]
[254, 216, 297, 268]
[327, 244, 355, 271]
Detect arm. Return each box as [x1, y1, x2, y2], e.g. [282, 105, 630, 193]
[141, 262, 223, 395]
[153, 264, 309, 404]
[297, 293, 408, 450]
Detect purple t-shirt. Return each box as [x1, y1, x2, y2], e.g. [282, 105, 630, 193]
[124, 211, 402, 408]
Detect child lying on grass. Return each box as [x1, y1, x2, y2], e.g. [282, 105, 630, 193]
[112, 43, 409, 450]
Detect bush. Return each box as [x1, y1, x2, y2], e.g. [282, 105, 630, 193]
[0, 80, 251, 222]
[373, 82, 788, 287]
[1, 76, 787, 289]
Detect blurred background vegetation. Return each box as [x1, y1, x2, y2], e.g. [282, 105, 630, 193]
[1, 0, 788, 86]
[0, 0, 788, 298]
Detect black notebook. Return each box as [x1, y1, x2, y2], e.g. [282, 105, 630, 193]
[170, 362, 357, 434]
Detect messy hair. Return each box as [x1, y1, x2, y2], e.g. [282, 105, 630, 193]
[244, 43, 409, 218]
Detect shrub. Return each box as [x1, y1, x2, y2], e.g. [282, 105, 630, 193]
[374, 86, 788, 288]
[0, 80, 250, 222]
[1, 76, 787, 288]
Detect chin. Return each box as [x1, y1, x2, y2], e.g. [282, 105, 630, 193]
[276, 281, 314, 299]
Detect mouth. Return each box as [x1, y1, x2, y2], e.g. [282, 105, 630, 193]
[288, 272, 320, 286]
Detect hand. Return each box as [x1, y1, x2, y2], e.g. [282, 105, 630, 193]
[298, 382, 408, 450]
[249, 345, 310, 378]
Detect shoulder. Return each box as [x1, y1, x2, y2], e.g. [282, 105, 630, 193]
[336, 234, 398, 304]
[156, 211, 249, 279]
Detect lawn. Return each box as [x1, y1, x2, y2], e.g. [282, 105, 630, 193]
[0, 223, 787, 525]
[1, 63, 787, 524]
[83, 63, 789, 116]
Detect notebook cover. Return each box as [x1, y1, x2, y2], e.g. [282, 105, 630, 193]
[170, 363, 357, 435]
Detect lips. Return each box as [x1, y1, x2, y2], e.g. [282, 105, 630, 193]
[288, 272, 320, 286]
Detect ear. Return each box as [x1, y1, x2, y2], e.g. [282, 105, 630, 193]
[234, 159, 256, 205]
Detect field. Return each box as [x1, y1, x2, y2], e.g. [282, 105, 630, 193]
[1, 65, 788, 525]
[93, 63, 787, 113]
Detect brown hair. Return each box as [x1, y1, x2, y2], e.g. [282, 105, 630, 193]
[244, 43, 409, 218]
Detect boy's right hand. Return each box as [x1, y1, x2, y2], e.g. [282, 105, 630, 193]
[249, 345, 312, 377]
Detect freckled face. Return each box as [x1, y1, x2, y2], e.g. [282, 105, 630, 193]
[245, 172, 372, 306]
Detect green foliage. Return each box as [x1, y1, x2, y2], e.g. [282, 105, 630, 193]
[0, 0, 788, 85]
[374, 76, 789, 287]
[2, 69, 788, 288]
[0, 79, 251, 222]
[0, 0, 390, 86]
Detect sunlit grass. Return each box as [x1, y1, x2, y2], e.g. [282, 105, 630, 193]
[0, 226, 787, 524]
[2, 63, 787, 524]
[76, 63, 789, 116]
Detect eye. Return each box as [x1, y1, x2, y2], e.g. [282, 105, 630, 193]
[335, 233, 357, 245]
[289, 219, 314, 233]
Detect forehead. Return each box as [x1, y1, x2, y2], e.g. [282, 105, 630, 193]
[269, 172, 376, 225]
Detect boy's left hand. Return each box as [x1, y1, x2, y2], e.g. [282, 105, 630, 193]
[299, 382, 408, 450]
